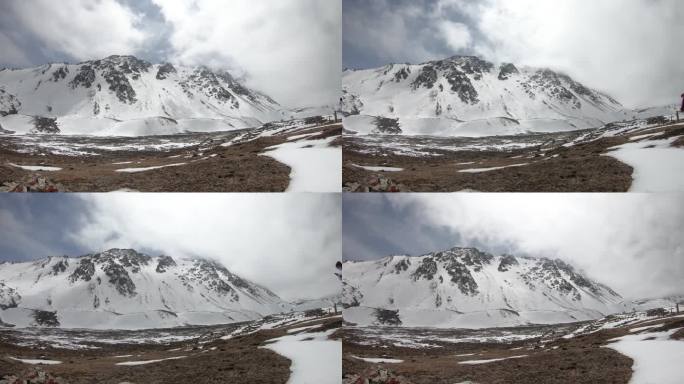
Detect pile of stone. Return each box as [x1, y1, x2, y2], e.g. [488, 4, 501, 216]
[0, 175, 65, 192]
[0, 369, 67, 384]
[344, 175, 408, 192]
[344, 368, 413, 384]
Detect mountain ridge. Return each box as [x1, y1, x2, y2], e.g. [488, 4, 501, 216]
[0, 55, 297, 136]
[342, 246, 635, 328]
[341, 55, 640, 137]
[0, 248, 293, 329]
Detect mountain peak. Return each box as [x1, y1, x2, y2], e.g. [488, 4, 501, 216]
[0, 56, 285, 134]
[342, 54, 626, 136]
[0, 249, 289, 329]
[343, 247, 624, 328]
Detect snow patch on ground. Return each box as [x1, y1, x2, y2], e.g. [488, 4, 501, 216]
[606, 328, 684, 384]
[8, 163, 62, 171]
[114, 163, 187, 173]
[115, 356, 188, 366]
[350, 355, 404, 363]
[606, 137, 684, 192]
[262, 329, 341, 384]
[261, 136, 341, 192]
[351, 164, 404, 172]
[458, 163, 529, 173]
[458, 355, 528, 365]
[9, 357, 62, 365]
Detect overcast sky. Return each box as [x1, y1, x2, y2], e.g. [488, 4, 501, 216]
[0, 194, 341, 301]
[343, 194, 684, 300]
[343, 0, 684, 108]
[0, 0, 341, 108]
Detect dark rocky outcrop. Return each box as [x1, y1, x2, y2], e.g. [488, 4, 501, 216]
[498, 63, 519, 80]
[155, 62, 177, 80]
[32, 310, 59, 327]
[0, 88, 21, 117]
[372, 117, 401, 134]
[498, 254, 518, 272]
[156, 255, 177, 273]
[374, 308, 402, 325]
[51, 66, 69, 82]
[31, 117, 60, 134]
[69, 258, 95, 282]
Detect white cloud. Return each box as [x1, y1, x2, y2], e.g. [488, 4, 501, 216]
[72, 194, 341, 301]
[354, 194, 684, 300]
[6, 0, 148, 61]
[343, 0, 442, 65]
[151, 0, 341, 108]
[439, 21, 472, 52]
[344, 0, 683, 108]
[468, 0, 684, 107]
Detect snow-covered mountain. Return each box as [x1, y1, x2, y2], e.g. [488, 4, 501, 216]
[0, 248, 292, 329]
[342, 56, 642, 137]
[0, 55, 294, 136]
[342, 247, 631, 328]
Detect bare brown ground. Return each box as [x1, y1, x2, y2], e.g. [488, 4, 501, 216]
[0, 316, 341, 384]
[343, 123, 684, 192]
[0, 123, 341, 192]
[343, 314, 684, 384]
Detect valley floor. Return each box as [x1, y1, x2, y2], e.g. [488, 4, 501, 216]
[342, 120, 684, 192]
[0, 121, 341, 192]
[0, 312, 341, 384]
[342, 312, 684, 384]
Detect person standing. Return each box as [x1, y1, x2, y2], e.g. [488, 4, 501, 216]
[681, 93, 684, 112]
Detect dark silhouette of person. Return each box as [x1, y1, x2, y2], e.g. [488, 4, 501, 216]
[681, 93, 684, 112]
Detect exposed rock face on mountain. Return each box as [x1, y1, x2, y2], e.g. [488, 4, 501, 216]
[342, 55, 631, 137]
[342, 247, 627, 328]
[0, 55, 289, 136]
[0, 249, 290, 329]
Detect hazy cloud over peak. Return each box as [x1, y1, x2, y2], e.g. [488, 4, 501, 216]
[0, 194, 341, 301]
[343, 194, 684, 300]
[343, 0, 684, 108]
[0, 0, 341, 108]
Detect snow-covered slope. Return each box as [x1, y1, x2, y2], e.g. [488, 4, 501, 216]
[0, 55, 289, 136]
[0, 249, 292, 329]
[343, 247, 629, 328]
[342, 56, 633, 137]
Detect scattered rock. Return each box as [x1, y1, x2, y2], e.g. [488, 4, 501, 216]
[344, 368, 414, 384]
[0, 368, 68, 384]
[344, 175, 408, 192]
[0, 175, 66, 192]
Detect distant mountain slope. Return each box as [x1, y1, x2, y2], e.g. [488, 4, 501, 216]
[0, 55, 291, 136]
[342, 56, 634, 137]
[343, 247, 630, 328]
[0, 249, 292, 329]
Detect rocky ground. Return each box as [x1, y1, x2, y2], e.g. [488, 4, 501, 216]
[342, 311, 684, 384]
[0, 120, 341, 192]
[0, 313, 341, 384]
[343, 120, 684, 192]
